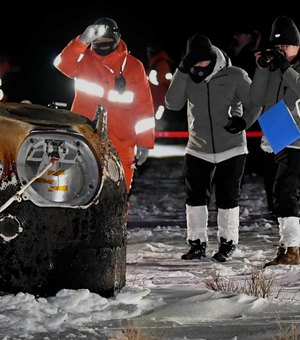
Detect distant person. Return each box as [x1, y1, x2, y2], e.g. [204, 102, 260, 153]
[250, 15, 300, 267]
[54, 17, 155, 194]
[165, 34, 261, 262]
[225, 27, 261, 79]
[146, 41, 174, 132]
[0, 54, 11, 102]
[225, 27, 264, 177]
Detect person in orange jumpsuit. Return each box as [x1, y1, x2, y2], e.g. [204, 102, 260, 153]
[54, 17, 155, 193]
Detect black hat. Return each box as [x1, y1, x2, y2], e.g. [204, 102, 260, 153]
[269, 16, 300, 46]
[184, 34, 216, 66]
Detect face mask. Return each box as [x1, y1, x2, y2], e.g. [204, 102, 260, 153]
[92, 41, 118, 56]
[188, 59, 216, 83]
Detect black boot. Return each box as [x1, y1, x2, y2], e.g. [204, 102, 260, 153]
[182, 239, 206, 260]
[212, 237, 236, 262]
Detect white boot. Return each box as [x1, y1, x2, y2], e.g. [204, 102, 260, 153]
[278, 216, 300, 247]
[182, 205, 208, 260]
[213, 207, 239, 262]
[186, 205, 208, 244]
[217, 207, 239, 244]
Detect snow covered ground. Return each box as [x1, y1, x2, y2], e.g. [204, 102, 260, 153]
[0, 144, 300, 339]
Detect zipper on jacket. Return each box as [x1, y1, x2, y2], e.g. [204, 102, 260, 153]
[276, 79, 283, 103]
[206, 82, 216, 153]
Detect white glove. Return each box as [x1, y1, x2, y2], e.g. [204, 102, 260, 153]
[80, 25, 102, 44]
[136, 147, 149, 166]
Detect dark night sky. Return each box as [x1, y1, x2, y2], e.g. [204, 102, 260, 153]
[1, 6, 299, 106]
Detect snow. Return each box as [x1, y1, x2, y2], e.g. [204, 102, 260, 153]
[0, 143, 300, 339]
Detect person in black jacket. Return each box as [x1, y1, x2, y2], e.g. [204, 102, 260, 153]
[250, 16, 300, 267]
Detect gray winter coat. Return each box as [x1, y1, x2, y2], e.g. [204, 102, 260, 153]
[165, 48, 261, 155]
[250, 58, 300, 149]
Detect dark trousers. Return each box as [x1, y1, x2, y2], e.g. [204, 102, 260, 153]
[184, 154, 246, 209]
[274, 148, 300, 217]
[263, 152, 278, 213]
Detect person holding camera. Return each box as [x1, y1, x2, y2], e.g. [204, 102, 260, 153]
[250, 16, 300, 267]
[165, 34, 261, 262]
[54, 17, 155, 194]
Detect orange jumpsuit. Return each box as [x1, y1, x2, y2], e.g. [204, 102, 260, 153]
[54, 37, 155, 192]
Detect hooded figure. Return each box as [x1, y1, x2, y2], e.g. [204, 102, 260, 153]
[166, 33, 261, 263]
[183, 34, 217, 65]
[180, 34, 217, 83]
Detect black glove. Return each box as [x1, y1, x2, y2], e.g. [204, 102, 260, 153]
[178, 54, 196, 74]
[178, 57, 189, 74]
[269, 50, 290, 73]
[224, 116, 246, 134]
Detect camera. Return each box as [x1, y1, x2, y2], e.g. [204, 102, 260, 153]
[257, 48, 278, 68]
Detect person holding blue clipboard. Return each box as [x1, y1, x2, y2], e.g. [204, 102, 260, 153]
[250, 16, 300, 267]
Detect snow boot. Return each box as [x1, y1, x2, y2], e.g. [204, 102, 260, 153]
[181, 239, 206, 260]
[186, 205, 208, 243]
[212, 237, 236, 262]
[264, 246, 300, 268]
[278, 217, 300, 247]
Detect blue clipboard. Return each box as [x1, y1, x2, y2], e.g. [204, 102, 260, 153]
[258, 100, 300, 154]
